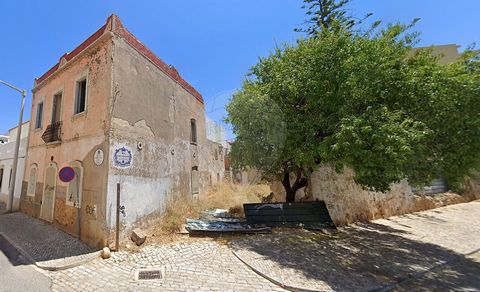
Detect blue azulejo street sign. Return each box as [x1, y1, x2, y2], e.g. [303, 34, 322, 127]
[113, 146, 133, 168]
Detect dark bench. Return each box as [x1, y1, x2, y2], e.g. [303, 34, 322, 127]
[243, 201, 336, 229]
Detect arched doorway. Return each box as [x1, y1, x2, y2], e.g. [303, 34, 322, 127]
[40, 162, 57, 222]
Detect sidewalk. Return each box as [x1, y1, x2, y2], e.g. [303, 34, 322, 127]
[230, 200, 480, 291]
[0, 212, 98, 270]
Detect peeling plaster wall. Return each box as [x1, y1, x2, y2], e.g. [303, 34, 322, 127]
[205, 140, 226, 186]
[106, 36, 208, 233]
[270, 165, 471, 226]
[21, 36, 113, 247]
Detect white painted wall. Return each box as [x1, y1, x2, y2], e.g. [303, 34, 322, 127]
[0, 122, 29, 210]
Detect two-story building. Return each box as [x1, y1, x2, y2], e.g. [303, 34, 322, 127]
[20, 14, 208, 247]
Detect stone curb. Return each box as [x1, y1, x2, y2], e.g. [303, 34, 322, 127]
[230, 249, 328, 292]
[0, 232, 100, 271]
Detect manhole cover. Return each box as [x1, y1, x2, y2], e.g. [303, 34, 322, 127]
[137, 269, 163, 281]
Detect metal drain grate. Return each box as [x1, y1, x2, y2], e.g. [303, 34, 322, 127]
[137, 270, 163, 280]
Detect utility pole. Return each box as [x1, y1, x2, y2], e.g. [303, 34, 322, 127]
[0, 80, 26, 213]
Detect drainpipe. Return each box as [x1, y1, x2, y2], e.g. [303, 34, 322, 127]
[76, 168, 81, 239]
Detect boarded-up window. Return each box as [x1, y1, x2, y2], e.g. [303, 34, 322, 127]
[190, 119, 197, 144]
[66, 161, 83, 208]
[27, 164, 37, 196]
[191, 166, 199, 194]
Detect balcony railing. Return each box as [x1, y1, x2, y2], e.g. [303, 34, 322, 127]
[42, 121, 62, 143]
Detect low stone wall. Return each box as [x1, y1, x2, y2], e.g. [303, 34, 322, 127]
[270, 166, 478, 226]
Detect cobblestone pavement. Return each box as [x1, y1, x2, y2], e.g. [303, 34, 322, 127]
[0, 212, 95, 263]
[3, 202, 480, 291]
[230, 201, 480, 291]
[396, 250, 480, 291]
[41, 241, 285, 292]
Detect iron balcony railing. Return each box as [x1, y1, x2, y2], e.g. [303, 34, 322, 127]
[41, 121, 62, 143]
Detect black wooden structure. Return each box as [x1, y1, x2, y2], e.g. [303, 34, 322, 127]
[243, 201, 336, 229]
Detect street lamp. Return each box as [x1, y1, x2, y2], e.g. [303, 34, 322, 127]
[0, 80, 26, 213]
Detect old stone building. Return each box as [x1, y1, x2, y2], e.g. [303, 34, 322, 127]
[20, 14, 208, 247]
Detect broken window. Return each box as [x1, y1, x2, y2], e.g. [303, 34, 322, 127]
[35, 102, 44, 129]
[27, 164, 37, 196]
[66, 161, 83, 208]
[190, 119, 197, 144]
[74, 78, 87, 114]
[191, 166, 199, 194]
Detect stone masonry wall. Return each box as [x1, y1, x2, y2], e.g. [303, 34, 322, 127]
[271, 165, 477, 226]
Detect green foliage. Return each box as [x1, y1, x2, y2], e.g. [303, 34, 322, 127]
[295, 0, 373, 36]
[226, 22, 480, 198]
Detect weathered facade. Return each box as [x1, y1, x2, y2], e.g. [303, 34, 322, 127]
[0, 122, 29, 210]
[270, 165, 478, 226]
[20, 15, 207, 247]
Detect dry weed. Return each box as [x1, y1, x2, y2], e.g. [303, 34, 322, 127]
[137, 182, 269, 245]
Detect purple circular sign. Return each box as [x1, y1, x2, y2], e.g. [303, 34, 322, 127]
[59, 166, 75, 183]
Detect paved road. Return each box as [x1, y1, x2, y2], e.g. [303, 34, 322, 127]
[1, 201, 479, 291]
[231, 201, 480, 291]
[396, 250, 480, 291]
[0, 233, 51, 292]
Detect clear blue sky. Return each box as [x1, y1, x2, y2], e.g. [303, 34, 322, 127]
[0, 0, 478, 138]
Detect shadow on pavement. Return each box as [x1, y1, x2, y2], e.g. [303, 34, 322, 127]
[230, 222, 480, 291]
[0, 212, 95, 265]
[0, 233, 32, 266]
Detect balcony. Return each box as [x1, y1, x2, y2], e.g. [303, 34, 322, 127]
[42, 121, 62, 143]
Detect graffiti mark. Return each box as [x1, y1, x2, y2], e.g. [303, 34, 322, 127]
[86, 205, 96, 216]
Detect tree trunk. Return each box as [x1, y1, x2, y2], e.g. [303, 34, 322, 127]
[285, 189, 296, 203]
[281, 170, 308, 203]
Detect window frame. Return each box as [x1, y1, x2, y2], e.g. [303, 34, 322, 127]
[8, 168, 12, 189]
[0, 167, 4, 190]
[35, 101, 44, 129]
[190, 119, 197, 144]
[73, 76, 88, 116]
[51, 90, 64, 124]
[191, 166, 199, 195]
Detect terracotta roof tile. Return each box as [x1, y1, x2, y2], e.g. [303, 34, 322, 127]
[35, 14, 203, 104]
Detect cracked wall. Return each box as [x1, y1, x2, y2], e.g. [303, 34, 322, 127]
[270, 165, 472, 226]
[106, 36, 208, 235]
[21, 36, 113, 248]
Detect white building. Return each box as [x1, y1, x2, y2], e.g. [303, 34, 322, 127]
[205, 116, 228, 184]
[205, 116, 227, 148]
[0, 121, 29, 210]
